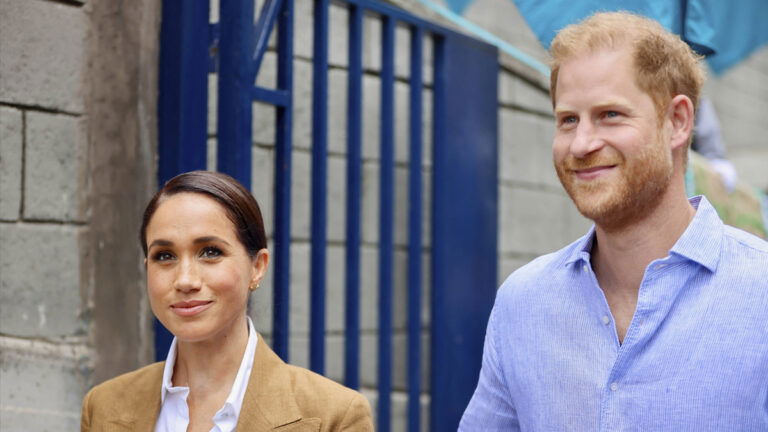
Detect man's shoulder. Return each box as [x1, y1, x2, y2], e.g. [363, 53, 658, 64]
[496, 234, 588, 304]
[721, 224, 768, 254]
[501, 235, 587, 287]
[718, 225, 768, 280]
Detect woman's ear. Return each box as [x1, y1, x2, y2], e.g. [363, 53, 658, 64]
[250, 248, 270, 288]
[666, 94, 695, 152]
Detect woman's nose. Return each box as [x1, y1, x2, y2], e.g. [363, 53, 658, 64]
[174, 259, 202, 292]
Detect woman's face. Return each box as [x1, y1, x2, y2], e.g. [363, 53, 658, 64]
[145, 192, 265, 343]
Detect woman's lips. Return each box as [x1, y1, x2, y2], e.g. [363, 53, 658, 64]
[171, 300, 213, 317]
[573, 165, 616, 180]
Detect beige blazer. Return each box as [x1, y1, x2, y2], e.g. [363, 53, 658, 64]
[81, 334, 373, 431]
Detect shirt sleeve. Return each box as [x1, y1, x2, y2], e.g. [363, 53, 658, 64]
[458, 302, 520, 431]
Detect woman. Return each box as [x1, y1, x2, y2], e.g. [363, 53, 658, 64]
[81, 171, 373, 431]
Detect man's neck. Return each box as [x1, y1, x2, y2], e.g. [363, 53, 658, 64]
[591, 185, 695, 342]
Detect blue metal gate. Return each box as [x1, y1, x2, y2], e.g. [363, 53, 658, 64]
[157, 1, 498, 430]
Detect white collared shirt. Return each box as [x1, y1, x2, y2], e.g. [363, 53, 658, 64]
[154, 317, 258, 432]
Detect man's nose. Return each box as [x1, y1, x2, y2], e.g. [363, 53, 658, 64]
[570, 121, 604, 158]
[174, 259, 202, 292]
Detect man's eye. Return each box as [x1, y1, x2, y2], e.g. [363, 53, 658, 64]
[604, 111, 620, 118]
[153, 251, 174, 262]
[200, 247, 223, 259]
[559, 116, 577, 127]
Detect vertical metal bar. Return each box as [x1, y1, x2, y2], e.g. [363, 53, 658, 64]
[218, 0, 255, 188]
[272, 0, 294, 361]
[407, 26, 424, 432]
[429, 34, 446, 432]
[378, 14, 396, 432]
[344, 3, 364, 390]
[310, 0, 330, 374]
[156, 0, 210, 361]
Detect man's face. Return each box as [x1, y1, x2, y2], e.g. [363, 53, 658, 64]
[552, 48, 673, 230]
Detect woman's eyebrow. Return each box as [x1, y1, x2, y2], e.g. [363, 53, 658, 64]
[148, 239, 172, 249]
[193, 236, 231, 246]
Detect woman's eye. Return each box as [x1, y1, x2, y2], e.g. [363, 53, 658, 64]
[559, 115, 577, 126]
[153, 251, 174, 262]
[200, 247, 223, 259]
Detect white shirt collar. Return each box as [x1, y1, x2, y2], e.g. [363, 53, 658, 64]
[156, 317, 258, 432]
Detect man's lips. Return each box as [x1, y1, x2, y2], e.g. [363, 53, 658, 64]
[572, 165, 616, 180]
[171, 300, 213, 317]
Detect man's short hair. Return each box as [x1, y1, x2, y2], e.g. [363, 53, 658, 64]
[549, 12, 706, 121]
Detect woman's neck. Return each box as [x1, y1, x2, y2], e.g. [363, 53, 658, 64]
[171, 315, 250, 391]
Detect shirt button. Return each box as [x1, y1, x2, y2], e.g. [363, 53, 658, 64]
[601, 315, 610, 325]
[610, 382, 618, 391]
[583, 264, 588, 272]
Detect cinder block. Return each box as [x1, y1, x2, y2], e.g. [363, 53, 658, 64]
[24, 112, 86, 222]
[499, 71, 552, 114]
[362, 75, 381, 160]
[359, 388, 430, 432]
[360, 245, 379, 332]
[292, 60, 313, 151]
[288, 241, 310, 336]
[359, 331, 431, 397]
[0, 338, 88, 431]
[0, 0, 86, 112]
[327, 155, 348, 242]
[293, 1, 349, 68]
[0, 224, 85, 337]
[251, 144, 275, 238]
[498, 186, 572, 255]
[361, 161, 380, 244]
[291, 149, 311, 240]
[499, 109, 557, 188]
[327, 69, 349, 155]
[0, 107, 23, 220]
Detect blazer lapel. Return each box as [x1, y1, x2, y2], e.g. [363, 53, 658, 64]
[103, 363, 163, 431]
[237, 334, 315, 430]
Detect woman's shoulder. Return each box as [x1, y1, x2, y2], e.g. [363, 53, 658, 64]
[282, 364, 373, 430]
[83, 361, 164, 411]
[283, 363, 364, 402]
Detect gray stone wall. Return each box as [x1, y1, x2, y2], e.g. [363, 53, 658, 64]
[0, 0, 159, 430]
[1, 1, 91, 429]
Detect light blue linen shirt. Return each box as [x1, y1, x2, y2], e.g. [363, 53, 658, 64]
[460, 196, 768, 431]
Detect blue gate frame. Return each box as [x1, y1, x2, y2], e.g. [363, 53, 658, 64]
[157, 1, 498, 430]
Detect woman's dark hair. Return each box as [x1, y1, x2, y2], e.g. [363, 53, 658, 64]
[140, 171, 267, 257]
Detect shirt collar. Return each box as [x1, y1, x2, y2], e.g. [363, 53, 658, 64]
[668, 195, 722, 272]
[563, 195, 722, 272]
[159, 316, 259, 408]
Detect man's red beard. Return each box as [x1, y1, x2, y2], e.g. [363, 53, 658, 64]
[554, 139, 673, 231]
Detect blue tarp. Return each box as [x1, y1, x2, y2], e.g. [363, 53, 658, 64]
[444, 0, 768, 75]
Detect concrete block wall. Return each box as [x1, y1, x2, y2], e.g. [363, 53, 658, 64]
[1, 0, 158, 430]
[0, 0, 91, 429]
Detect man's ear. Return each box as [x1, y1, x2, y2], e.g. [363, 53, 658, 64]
[666, 94, 695, 151]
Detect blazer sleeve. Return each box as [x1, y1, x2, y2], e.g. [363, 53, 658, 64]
[81, 387, 93, 432]
[339, 392, 374, 431]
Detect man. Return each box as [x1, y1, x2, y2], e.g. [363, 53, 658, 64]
[460, 12, 768, 431]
